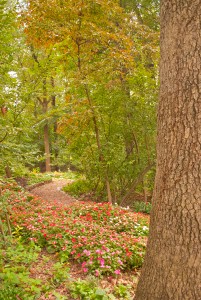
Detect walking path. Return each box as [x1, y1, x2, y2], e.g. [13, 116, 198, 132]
[30, 178, 77, 205]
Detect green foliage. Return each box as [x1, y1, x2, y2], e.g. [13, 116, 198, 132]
[14, 0, 159, 202]
[69, 278, 115, 300]
[0, 0, 159, 203]
[0, 240, 42, 299]
[132, 201, 152, 214]
[52, 291, 68, 300]
[1, 240, 40, 264]
[51, 262, 70, 286]
[0, 0, 16, 74]
[23, 171, 78, 187]
[26, 172, 52, 186]
[0, 285, 24, 300]
[45, 171, 79, 180]
[120, 0, 160, 30]
[113, 284, 132, 299]
[62, 179, 94, 197]
[0, 0, 44, 177]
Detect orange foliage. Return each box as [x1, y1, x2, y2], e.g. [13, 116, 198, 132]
[22, 0, 134, 69]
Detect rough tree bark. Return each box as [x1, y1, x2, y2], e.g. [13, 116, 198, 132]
[134, 1, 201, 299]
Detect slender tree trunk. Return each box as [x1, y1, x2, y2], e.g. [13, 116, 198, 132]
[85, 84, 112, 203]
[121, 163, 154, 205]
[51, 77, 59, 171]
[120, 67, 140, 161]
[106, 168, 112, 204]
[30, 46, 52, 172]
[0, 218, 6, 243]
[142, 178, 147, 202]
[42, 79, 51, 172]
[44, 123, 51, 172]
[76, 35, 112, 203]
[5, 166, 12, 178]
[134, 1, 201, 299]
[1, 108, 11, 177]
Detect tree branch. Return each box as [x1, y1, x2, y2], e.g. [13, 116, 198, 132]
[120, 162, 155, 205]
[0, 132, 8, 143]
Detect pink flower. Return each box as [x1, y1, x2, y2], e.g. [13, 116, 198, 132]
[100, 258, 105, 267]
[95, 270, 100, 276]
[81, 261, 87, 268]
[114, 269, 121, 275]
[83, 249, 91, 256]
[118, 259, 123, 265]
[83, 267, 88, 273]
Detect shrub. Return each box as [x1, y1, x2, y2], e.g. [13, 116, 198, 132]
[132, 201, 152, 214]
[0, 285, 23, 300]
[69, 278, 115, 300]
[0, 241, 42, 299]
[62, 179, 93, 197]
[26, 172, 52, 186]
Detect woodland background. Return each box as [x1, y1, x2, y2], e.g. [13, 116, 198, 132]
[0, 0, 159, 203]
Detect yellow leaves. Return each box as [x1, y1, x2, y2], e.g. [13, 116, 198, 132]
[65, 94, 71, 103]
[22, 0, 132, 57]
[58, 95, 93, 141]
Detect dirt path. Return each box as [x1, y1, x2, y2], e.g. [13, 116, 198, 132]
[30, 179, 77, 205]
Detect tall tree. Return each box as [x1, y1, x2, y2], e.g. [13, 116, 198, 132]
[134, 1, 201, 299]
[15, 40, 66, 173]
[21, 0, 159, 200]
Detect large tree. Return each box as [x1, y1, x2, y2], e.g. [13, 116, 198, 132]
[21, 0, 158, 201]
[134, 1, 201, 299]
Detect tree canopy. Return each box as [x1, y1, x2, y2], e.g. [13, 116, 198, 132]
[0, 0, 159, 202]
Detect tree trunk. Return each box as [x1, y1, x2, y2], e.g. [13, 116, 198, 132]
[84, 84, 112, 203]
[134, 1, 201, 299]
[106, 170, 112, 204]
[44, 123, 51, 172]
[5, 165, 12, 178]
[42, 79, 51, 173]
[120, 163, 154, 205]
[51, 77, 59, 171]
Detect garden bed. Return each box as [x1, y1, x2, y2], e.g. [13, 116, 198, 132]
[0, 181, 149, 299]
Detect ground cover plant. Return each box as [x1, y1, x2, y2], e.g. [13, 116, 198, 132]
[25, 172, 52, 186]
[0, 181, 149, 299]
[62, 179, 94, 198]
[14, 171, 77, 189]
[131, 201, 152, 214]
